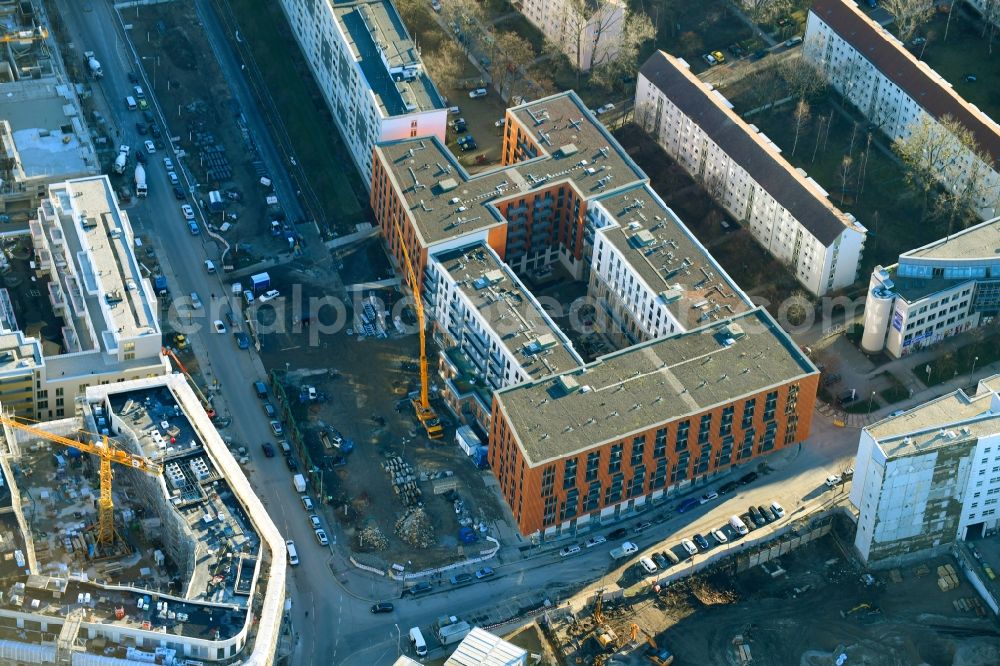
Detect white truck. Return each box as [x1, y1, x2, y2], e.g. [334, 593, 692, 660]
[134, 164, 147, 197]
[113, 145, 129, 175]
[434, 617, 472, 645]
[292, 474, 306, 493]
[609, 541, 639, 560]
[84, 51, 103, 78]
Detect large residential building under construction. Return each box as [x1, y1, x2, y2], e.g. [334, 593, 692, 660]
[371, 91, 819, 536]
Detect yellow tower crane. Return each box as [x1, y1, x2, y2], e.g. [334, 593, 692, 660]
[389, 218, 443, 439]
[0, 415, 162, 548]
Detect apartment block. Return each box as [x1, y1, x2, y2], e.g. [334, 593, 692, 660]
[861, 216, 1000, 358]
[371, 91, 819, 535]
[517, 0, 625, 71]
[804, 0, 1000, 220]
[851, 376, 1000, 565]
[635, 51, 867, 296]
[277, 0, 447, 183]
[0, 176, 168, 421]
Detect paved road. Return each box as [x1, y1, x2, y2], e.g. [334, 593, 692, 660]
[49, 4, 882, 666]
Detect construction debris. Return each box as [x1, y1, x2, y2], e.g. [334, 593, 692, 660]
[357, 524, 388, 551]
[395, 508, 434, 549]
[937, 564, 960, 592]
[382, 456, 421, 507]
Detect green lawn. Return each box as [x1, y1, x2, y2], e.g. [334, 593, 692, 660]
[223, 0, 367, 233]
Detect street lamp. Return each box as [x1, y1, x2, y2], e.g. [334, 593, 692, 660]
[142, 55, 159, 89]
[971, 356, 980, 381]
[393, 623, 401, 657]
[867, 390, 876, 415]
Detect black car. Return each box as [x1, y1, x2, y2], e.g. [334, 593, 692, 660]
[748, 506, 766, 527]
[403, 581, 433, 596]
[128, 72, 139, 84]
[759, 505, 775, 522]
[739, 471, 759, 485]
[261, 442, 275, 458]
[693, 533, 711, 551]
[263, 402, 277, 418]
[150, 124, 161, 138]
[143, 110, 155, 123]
[718, 481, 740, 495]
[741, 513, 756, 531]
[750, 49, 769, 62]
[652, 552, 669, 569]
[135, 122, 148, 135]
[134, 150, 146, 164]
[727, 43, 744, 58]
[370, 602, 394, 613]
[285, 455, 298, 472]
[607, 527, 628, 540]
[173, 185, 186, 200]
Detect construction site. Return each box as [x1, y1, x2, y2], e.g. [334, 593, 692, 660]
[540, 521, 1000, 666]
[0, 375, 284, 664]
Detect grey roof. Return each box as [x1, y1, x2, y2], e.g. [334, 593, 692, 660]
[434, 243, 583, 376]
[903, 215, 1000, 261]
[594, 183, 752, 325]
[495, 308, 816, 466]
[866, 375, 1000, 458]
[638, 51, 859, 246]
[373, 91, 647, 248]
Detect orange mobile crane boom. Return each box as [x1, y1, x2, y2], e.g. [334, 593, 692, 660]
[389, 218, 443, 439]
[162, 347, 216, 419]
[0, 26, 48, 43]
[0, 415, 162, 547]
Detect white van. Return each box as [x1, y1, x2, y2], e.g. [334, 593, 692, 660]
[408, 627, 427, 656]
[638, 556, 658, 575]
[729, 515, 749, 536]
[125, 96, 137, 110]
[204, 259, 216, 274]
[285, 540, 299, 566]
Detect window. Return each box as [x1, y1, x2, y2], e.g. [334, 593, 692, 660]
[609, 444, 623, 473]
[630, 435, 645, 466]
[563, 457, 578, 490]
[585, 452, 601, 481]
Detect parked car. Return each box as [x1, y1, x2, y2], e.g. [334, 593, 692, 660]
[759, 505, 775, 522]
[711, 528, 729, 544]
[181, 204, 195, 220]
[285, 455, 298, 472]
[263, 402, 277, 418]
[740, 513, 756, 531]
[163, 157, 174, 170]
[301, 495, 314, 511]
[585, 535, 607, 548]
[188, 221, 200, 235]
[784, 36, 803, 47]
[693, 533, 710, 551]
[135, 122, 148, 135]
[315, 529, 329, 546]
[633, 521, 653, 534]
[680, 539, 698, 557]
[270, 420, 284, 436]
[450, 573, 473, 585]
[710, 50, 726, 63]
[259, 289, 280, 303]
[308, 515, 322, 529]
[234, 332, 251, 350]
[652, 552, 669, 569]
[739, 472, 759, 485]
[596, 102, 615, 115]
[718, 481, 740, 495]
[702, 52, 718, 66]
[143, 140, 156, 153]
[677, 497, 702, 513]
[173, 185, 186, 200]
[607, 528, 628, 540]
[475, 566, 495, 579]
[468, 87, 488, 98]
[212, 320, 226, 334]
[770, 501, 785, 518]
[370, 602, 394, 613]
[189, 292, 203, 309]
[260, 442, 275, 458]
[825, 474, 842, 488]
[560, 544, 581, 557]
[750, 48, 770, 61]
[728, 43, 744, 58]
[701, 491, 719, 503]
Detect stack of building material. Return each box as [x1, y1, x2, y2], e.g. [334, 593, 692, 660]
[382, 457, 421, 506]
[936, 564, 959, 591]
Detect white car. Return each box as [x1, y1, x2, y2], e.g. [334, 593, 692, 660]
[711, 528, 728, 544]
[825, 475, 842, 488]
[702, 53, 718, 66]
[259, 289, 280, 303]
[681, 539, 698, 557]
[301, 495, 314, 511]
[144, 140, 156, 154]
[163, 157, 174, 170]
[190, 292, 202, 309]
[181, 204, 195, 220]
[308, 515, 321, 529]
[315, 529, 329, 546]
[469, 87, 487, 98]
[212, 320, 226, 334]
[270, 420, 284, 436]
[559, 544, 581, 557]
[585, 535, 607, 548]
[596, 103, 615, 115]
[770, 500, 785, 518]
[700, 491, 719, 504]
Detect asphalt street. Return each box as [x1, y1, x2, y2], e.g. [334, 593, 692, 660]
[55, 3, 868, 665]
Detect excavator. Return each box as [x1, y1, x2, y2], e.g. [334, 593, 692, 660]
[389, 218, 443, 439]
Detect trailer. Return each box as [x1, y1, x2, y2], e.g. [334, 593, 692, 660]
[249, 272, 270, 293]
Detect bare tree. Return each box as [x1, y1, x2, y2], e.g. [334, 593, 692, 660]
[882, 0, 934, 43]
[791, 99, 811, 156]
[779, 59, 826, 101]
[838, 155, 854, 205]
[931, 124, 1000, 233]
[489, 31, 535, 98]
[677, 31, 704, 56]
[549, 0, 627, 76]
[743, 0, 794, 23]
[425, 39, 466, 91]
[893, 114, 968, 219]
[588, 11, 655, 90]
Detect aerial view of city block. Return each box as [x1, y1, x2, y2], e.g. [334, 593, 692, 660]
[0, 0, 996, 663]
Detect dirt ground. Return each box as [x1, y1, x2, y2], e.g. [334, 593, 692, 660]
[255, 239, 509, 570]
[614, 124, 803, 309]
[553, 534, 1000, 666]
[130, 1, 290, 266]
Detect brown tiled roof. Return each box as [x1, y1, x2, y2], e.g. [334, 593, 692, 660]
[638, 51, 856, 246]
[810, 0, 1000, 165]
